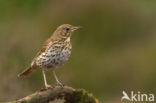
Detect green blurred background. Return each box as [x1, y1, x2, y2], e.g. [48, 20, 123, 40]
[0, 0, 156, 102]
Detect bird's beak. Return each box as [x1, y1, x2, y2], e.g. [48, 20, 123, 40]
[73, 26, 82, 31]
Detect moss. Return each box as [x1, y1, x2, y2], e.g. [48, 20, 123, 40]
[65, 89, 98, 103]
[7, 86, 98, 103]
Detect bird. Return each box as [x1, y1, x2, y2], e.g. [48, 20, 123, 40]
[18, 24, 81, 88]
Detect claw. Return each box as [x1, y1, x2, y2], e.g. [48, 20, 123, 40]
[56, 82, 64, 88]
[45, 84, 53, 88]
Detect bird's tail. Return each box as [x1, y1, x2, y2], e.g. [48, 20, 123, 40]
[18, 65, 37, 77]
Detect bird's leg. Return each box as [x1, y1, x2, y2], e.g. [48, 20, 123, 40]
[52, 70, 64, 87]
[42, 69, 51, 88]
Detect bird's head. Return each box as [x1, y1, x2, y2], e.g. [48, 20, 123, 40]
[54, 24, 81, 39]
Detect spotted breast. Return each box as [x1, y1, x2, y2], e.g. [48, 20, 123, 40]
[35, 38, 72, 69]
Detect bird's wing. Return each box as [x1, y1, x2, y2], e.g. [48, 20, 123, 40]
[34, 40, 64, 61]
[36, 38, 64, 57]
[36, 38, 51, 57]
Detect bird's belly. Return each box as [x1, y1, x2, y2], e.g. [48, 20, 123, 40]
[36, 49, 71, 69]
[59, 49, 71, 65]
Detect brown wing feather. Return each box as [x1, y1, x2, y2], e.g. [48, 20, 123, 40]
[35, 35, 55, 57]
[36, 40, 49, 56]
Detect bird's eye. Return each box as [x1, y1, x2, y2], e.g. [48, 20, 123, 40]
[66, 28, 70, 31]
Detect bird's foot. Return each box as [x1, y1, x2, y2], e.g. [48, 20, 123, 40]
[45, 84, 53, 89]
[56, 82, 65, 88]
